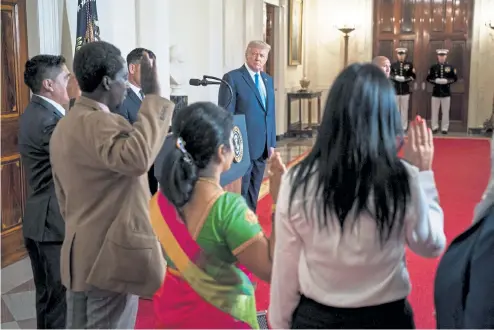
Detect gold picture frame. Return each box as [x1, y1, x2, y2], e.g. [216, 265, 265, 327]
[288, 0, 303, 66]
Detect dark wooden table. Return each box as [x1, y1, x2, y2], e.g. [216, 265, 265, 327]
[287, 90, 322, 137]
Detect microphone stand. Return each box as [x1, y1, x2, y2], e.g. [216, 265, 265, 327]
[203, 75, 234, 109]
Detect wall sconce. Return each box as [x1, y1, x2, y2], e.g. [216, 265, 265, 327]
[335, 25, 356, 67]
[487, 20, 494, 30]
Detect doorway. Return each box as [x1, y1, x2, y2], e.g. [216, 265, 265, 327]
[373, 0, 473, 132]
[263, 2, 276, 77]
[1, 0, 30, 267]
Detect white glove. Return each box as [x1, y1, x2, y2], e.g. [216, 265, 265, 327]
[395, 76, 405, 82]
[434, 78, 442, 84]
[440, 78, 448, 84]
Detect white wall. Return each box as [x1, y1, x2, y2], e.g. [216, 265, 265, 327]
[468, 0, 494, 128]
[26, 0, 493, 132]
[304, 0, 373, 90]
[168, 0, 223, 104]
[303, 0, 494, 130]
[27, 0, 304, 136]
[162, 0, 300, 135]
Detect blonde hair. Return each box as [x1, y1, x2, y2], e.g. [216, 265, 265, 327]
[245, 40, 271, 56]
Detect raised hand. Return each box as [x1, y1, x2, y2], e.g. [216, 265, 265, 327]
[140, 52, 161, 96]
[268, 147, 287, 202]
[404, 116, 434, 171]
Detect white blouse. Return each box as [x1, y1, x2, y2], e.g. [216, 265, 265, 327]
[268, 161, 446, 329]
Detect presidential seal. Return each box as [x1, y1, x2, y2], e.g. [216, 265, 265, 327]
[232, 126, 244, 163]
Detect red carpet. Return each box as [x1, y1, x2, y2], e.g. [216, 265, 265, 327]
[135, 138, 490, 329]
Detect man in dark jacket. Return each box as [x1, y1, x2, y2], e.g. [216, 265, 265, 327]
[18, 55, 72, 329]
[115, 48, 158, 195]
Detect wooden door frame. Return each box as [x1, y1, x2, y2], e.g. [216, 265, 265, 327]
[421, 0, 474, 132]
[1, 0, 30, 111]
[264, 2, 276, 77]
[270, 0, 287, 138]
[372, 0, 473, 132]
[1, 0, 30, 267]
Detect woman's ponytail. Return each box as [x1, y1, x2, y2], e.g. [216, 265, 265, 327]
[160, 137, 198, 209]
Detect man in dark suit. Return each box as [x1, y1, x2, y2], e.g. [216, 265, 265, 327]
[218, 40, 276, 212]
[115, 48, 158, 195]
[18, 55, 72, 329]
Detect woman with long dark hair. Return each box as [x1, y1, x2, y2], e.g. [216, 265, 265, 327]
[268, 63, 446, 329]
[149, 102, 285, 328]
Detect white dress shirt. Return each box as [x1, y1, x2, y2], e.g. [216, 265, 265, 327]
[244, 64, 266, 101]
[128, 82, 143, 100]
[36, 95, 66, 116]
[268, 160, 446, 329]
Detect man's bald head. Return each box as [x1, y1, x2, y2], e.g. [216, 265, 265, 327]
[372, 56, 391, 78]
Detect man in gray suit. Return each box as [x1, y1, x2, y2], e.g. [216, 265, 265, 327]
[18, 55, 72, 329]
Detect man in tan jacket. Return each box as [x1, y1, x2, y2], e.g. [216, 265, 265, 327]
[50, 41, 173, 329]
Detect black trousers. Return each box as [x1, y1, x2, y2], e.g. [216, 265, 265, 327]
[24, 238, 66, 329]
[291, 295, 415, 329]
[241, 156, 267, 212]
[148, 164, 158, 195]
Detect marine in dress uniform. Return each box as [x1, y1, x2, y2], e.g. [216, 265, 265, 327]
[390, 48, 416, 131]
[426, 49, 458, 134]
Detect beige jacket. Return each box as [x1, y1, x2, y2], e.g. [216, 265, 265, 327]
[50, 95, 174, 297]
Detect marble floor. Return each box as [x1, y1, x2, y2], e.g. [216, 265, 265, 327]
[0, 137, 313, 329]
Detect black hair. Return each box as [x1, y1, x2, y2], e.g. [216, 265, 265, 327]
[289, 63, 410, 244]
[160, 102, 233, 209]
[23, 55, 66, 93]
[73, 41, 124, 93]
[126, 48, 156, 66]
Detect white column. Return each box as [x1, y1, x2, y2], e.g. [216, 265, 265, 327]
[222, 0, 245, 73]
[135, 0, 171, 98]
[244, 0, 265, 42]
[26, 0, 63, 56]
[274, 0, 288, 135]
[207, 0, 224, 103]
[39, 0, 63, 54]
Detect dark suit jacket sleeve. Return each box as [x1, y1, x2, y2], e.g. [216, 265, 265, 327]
[426, 66, 435, 84]
[40, 117, 58, 154]
[407, 63, 416, 81]
[270, 77, 277, 146]
[389, 65, 397, 80]
[53, 172, 66, 220]
[448, 66, 458, 84]
[463, 224, 494, 328]
[218, 73, 236, 114]
[115, 103, 131, 123]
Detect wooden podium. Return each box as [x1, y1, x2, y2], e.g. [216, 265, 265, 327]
[154, 114, 250, 194]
